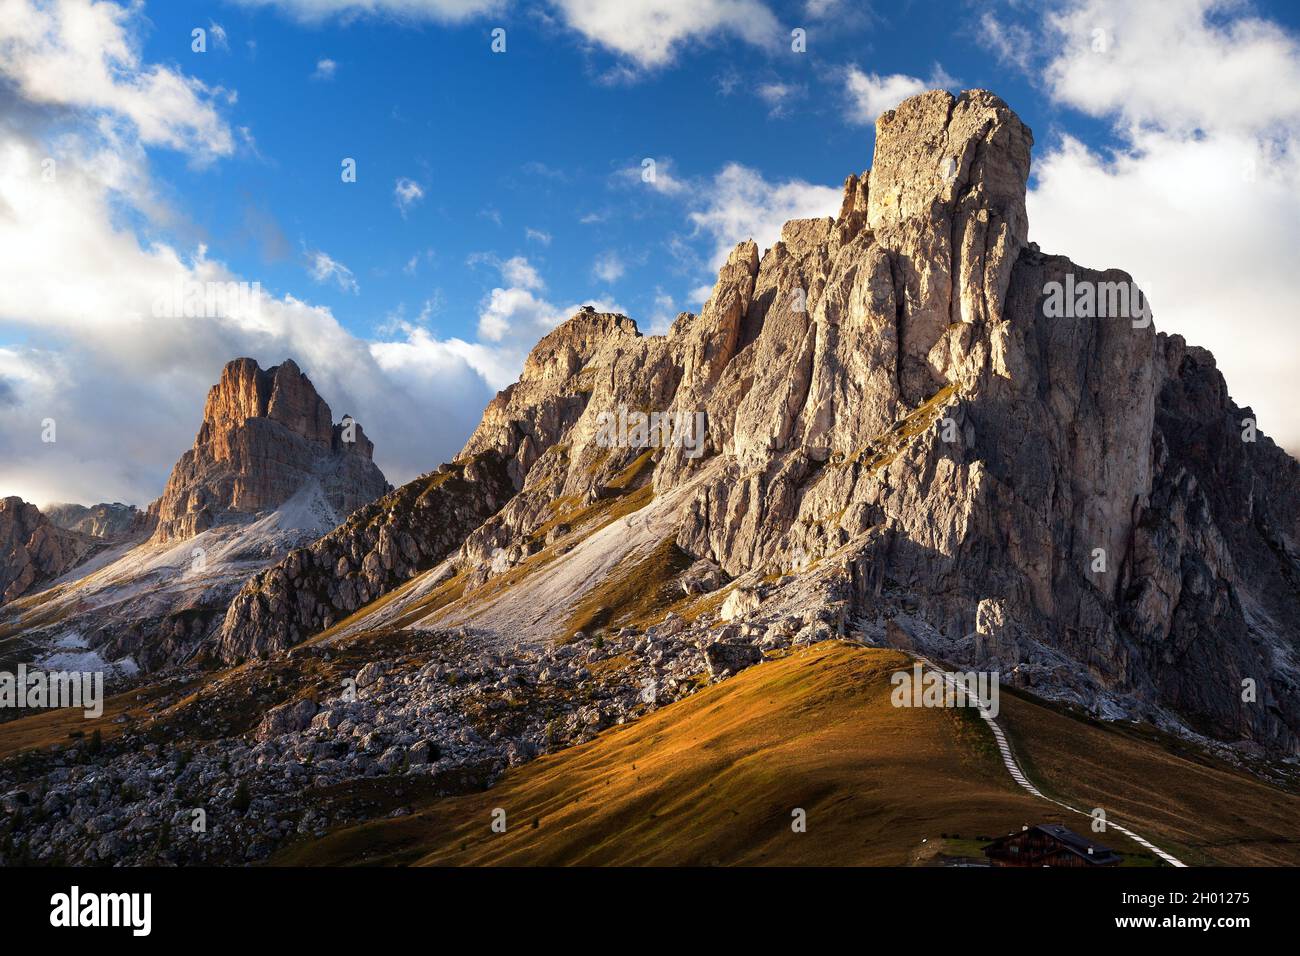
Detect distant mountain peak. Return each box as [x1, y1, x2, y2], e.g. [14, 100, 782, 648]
[0, 496, 93, 604]
[147, 357, 389, 543]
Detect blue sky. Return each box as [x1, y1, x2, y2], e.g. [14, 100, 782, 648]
[137, 1, 1053, 344]
[2, 0, 1300, 506]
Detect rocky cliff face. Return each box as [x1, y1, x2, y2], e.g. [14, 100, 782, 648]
[147, 358, 389, 543]
[216, 453, 514, 662]
[1, 358, 393, 672]
[216, 90, 1299, 756]
[0, 497, 93, 604]
[43, 502, 143, 540]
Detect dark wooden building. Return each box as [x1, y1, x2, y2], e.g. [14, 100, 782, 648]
[983, 824, 1122, 867]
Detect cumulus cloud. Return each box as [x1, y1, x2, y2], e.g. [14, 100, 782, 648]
[0, 1, 547, 506]
[592, 251, 625, 284]
[238, 0, 780, 72]
[311, 57, 337, 80]
[305, 248, 360, 293]
[393, 176, 424, 215]
[843, 63, 958, 125]
[550, 0, 783, 69]
[757, 81, 803, 117]
[644, 289, 678, 335]
[615, 157, 692, 197]
[472, 287, 625, 385]
[501, 256, 544, 291]
[476, 286, 560, 345]
[1007, 0, 1300, 452]
[687, 163, 841, 268]
[458, 256, 626, 383]
[1041, 0, 1300, 135]
[468, 252, 545, 292]
[0, 0, 235, 159]
[232, 0, 502, 22]
[0, 123, 501, 504]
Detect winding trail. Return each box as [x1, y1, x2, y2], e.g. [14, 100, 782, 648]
[916, 656, 1187, 867]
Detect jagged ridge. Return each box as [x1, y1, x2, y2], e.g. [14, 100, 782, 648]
[216, 89, 1300, 756]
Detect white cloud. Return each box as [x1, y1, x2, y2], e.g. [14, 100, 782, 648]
[843, 64, 958, 125]
[0, 0, 539, 506]
[305, 249, 360, 293]
[468, 252, 545, 292]
[977, 10, 1034, 71]
[312, 57, 337, 80]
[644, 289, 677, 335]
[0, 124, 504, 504]
[1042, 0, 1300, 136]
[459, 256, 626, 383]
[1016, 0, 1300, 453]
[500, 255, 544, 291]
[616, 157, 691, 196]
[551, 0, 783, 69]
[394, 176, 425, 215]
[237, 0, 783, 74]
[757, 81, 803, 117]
[0, 0, 235, 159]
[370, 328, 515, 404]
[525, 227, 552, 245]
[209, 21, 231, 51]
[687, 163, 841, 268]
[477, 286, 558, 344]
[592, 251, 625, 284]
[402, 248, 434, 275]
[804, 0, 846, 16]
[232, 0, 502, 22]
[472, 285, 626, 385]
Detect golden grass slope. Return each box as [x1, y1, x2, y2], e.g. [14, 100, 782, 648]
[999, 691, 1300, 866]
[276, 643, 1155, 866]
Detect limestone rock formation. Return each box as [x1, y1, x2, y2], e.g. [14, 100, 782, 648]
[43, 502, 144, 540]
[147, 358, 389, 542]
[0, 497, 93, 603]
[217, 453, 514, 662]
[216, 90, 1300, 756]
[1, 358, 393, 672]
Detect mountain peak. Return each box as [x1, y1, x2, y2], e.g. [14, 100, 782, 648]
[149, 357, 388, 542]
[867, 89, 1032, 243]
[198, 357, 334, 453]
[0, 496, 93, 604]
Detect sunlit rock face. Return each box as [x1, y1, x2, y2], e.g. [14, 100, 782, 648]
[148, 358, 389, 544]
[0, 497, 92, 604]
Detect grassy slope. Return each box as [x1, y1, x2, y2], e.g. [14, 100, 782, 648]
[0, 676, 204, 759]
[275, 643, 1130, 866]
[275, 642, 1300, 867]
[999, 691, 1300, 866]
